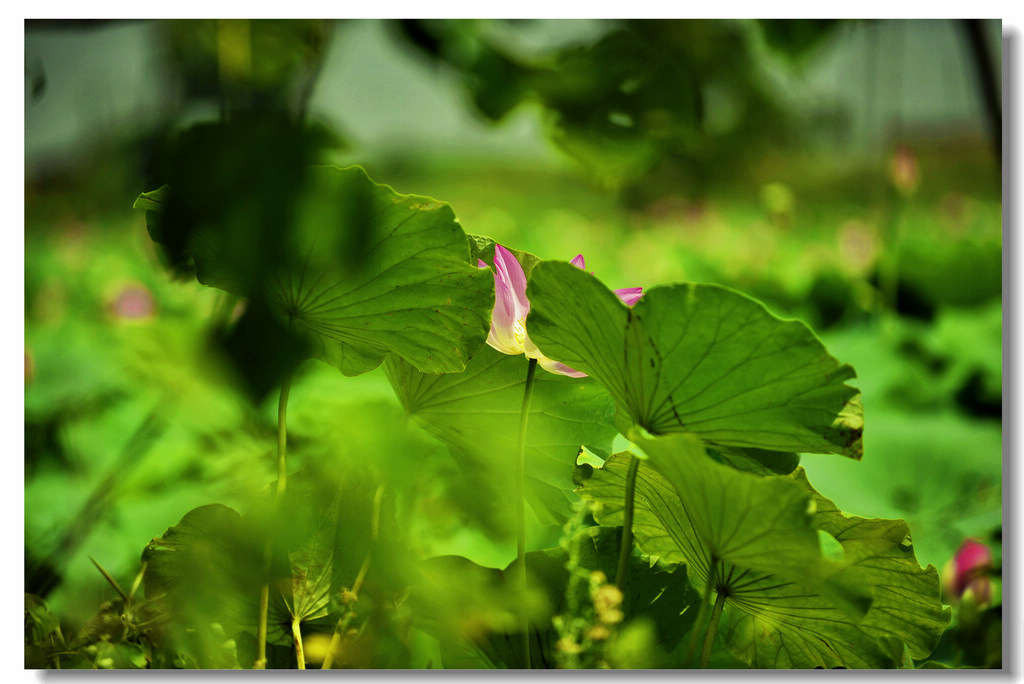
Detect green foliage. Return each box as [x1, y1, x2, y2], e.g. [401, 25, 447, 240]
[137, 162, 492, 380]
[135, 463, 409, 669]
[142, 504, 259, 665]
[392, 19, 808, 200]
[575, 436, 950, 668]
[165, 20, 332, 115]
[26, 22, 1001, 667]
[385, 342, 617, 526]
[411, 525, 699, 669]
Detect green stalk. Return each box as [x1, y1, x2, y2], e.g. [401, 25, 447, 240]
[615, 454, 641, 594]
[517, 357, 538, 669]
[255, 374, 293, 669]
[291, 617, 306, 670]
[685, 555, 718, 668]
[276, 376, 293, 498]
[700, 589, 727, 669]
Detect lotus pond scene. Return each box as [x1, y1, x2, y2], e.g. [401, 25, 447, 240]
[24, 19, 1003, 669]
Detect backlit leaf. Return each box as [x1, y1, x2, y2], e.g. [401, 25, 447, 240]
[385, 342, 617, 525]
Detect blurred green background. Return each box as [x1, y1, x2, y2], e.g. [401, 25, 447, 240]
[24, 19, 1002, 666]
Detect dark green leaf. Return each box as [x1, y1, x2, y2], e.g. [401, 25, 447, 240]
[708, 445, 801, 476]
[136, 154, 493, 395]
[579, 436, 869, 618]
[721, 470, 951, 668]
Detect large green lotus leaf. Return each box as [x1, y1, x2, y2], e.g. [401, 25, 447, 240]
[384, 342, 617, 525]
[577, 435, 870, 619]
[527, 261, 862, 458]
[575, 438, 948, 668]
[721, 469, 950, 668]
[135, 165, 493, 379]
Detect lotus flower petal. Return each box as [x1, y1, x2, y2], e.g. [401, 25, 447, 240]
[614, 287, 644, 307]
[480, 245, 531, 356]
[479, 246, 643, 378]
[523, 337, 587, 378]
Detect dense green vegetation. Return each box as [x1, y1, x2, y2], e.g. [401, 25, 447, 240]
[25, 19, 1001, 669]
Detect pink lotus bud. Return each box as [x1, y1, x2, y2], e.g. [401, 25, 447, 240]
[109, 283, 156, 320]
[480, 244, 532, 358]
[942, 538, 993, 606]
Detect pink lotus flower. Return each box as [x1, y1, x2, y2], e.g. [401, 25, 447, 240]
[942, 538, 993, 606]
[478, 245, 642, 377]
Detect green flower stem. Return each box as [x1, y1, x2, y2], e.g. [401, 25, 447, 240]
[276, 375, 293, 499]
[255, 374, 294, 669]
[517, 357, 539, 669]
[700, 588, 727, 669]
[615, 454, 641, 594]
[292, 616, 306, 670]
[255, 551, 271, 668]
[685, 555, 718, 668]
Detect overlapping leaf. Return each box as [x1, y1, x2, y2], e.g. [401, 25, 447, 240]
[527, 261, 863, 458]
[135, 165, 493, 381]
[575, 434, 949, 668]
[577, 436, 869, 618]
[385, 342, 617, 524]
[720, 468, 950, 668]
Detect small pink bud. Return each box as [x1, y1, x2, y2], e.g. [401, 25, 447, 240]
[109, 283, 156, 320]
[942, 538, 993, 606]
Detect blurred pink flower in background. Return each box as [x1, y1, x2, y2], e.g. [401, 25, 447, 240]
[109, 283, 156, 321]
